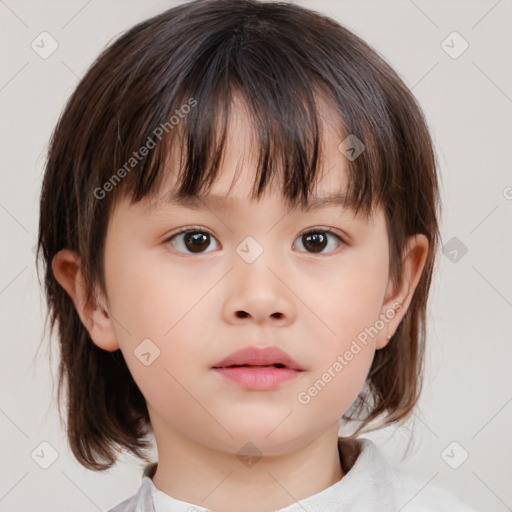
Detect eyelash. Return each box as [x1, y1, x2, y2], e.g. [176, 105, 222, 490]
[164, 225, 346, 255]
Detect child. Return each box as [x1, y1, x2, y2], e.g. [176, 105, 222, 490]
[37, 0, 479, 510]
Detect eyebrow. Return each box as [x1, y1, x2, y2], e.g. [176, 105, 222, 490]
[159, 191, 352, 212]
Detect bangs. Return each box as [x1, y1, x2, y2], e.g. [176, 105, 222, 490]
[102, 2, 401, 219]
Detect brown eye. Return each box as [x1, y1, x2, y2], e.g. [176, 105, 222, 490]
[167, 228, 219, 254]
[294, 229, 343, 254]
[183, 232, 210, 253]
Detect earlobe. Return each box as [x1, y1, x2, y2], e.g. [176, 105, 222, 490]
[377, 234, 429, 350]
[51, 249, 120, 352]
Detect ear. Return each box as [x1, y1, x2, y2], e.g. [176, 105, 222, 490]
[51, 249, 119, 352]
[376, 234, 429, 350]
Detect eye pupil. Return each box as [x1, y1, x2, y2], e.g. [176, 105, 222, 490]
[303, 232, 327, 253]
[185, 232, 210, 252]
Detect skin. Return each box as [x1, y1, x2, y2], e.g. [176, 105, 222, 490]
[53, 98, 428, 512]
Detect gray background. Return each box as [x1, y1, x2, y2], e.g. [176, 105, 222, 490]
[1, 0, 511, 511]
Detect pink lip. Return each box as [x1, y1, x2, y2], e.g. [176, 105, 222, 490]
[212, 346, 303, 371]
[212, 346, 304, 391]
[213, 366, 301, 390]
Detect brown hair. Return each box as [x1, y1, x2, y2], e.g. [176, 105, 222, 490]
[37, 0, 440, 470]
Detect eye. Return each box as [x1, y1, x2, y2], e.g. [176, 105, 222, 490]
[293, 228, 344, 254]
[165, 226, 345, 255]
[165, 227, 220, 254]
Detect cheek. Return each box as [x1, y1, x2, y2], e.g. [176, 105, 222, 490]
[105, 242, 202, 339]
[308, 251, 388, 352]
[104, 245, 216, 396]
[289, 250, 388, 417]
[299, 349, 373, 418]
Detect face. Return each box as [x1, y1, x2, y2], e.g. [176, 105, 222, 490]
[98, 101, 403, 458]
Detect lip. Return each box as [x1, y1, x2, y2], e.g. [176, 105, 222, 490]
[212, 346, 304, 391]
[212, 346, 303, 371]
[213, 366, 301, 390]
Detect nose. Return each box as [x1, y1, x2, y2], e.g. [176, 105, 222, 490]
[222, 258, 297, 327]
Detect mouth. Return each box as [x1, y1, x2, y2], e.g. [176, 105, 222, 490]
[212, 346, 304, 371]
[211, 346, 304, 390]
[216, 364, 288, 368]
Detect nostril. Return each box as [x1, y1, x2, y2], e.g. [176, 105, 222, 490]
[235, 311, 283, 319]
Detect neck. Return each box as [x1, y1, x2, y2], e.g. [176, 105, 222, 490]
[150, 420, 345, 512]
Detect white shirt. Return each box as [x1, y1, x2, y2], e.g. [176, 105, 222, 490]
[108, 437, 479, 511]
